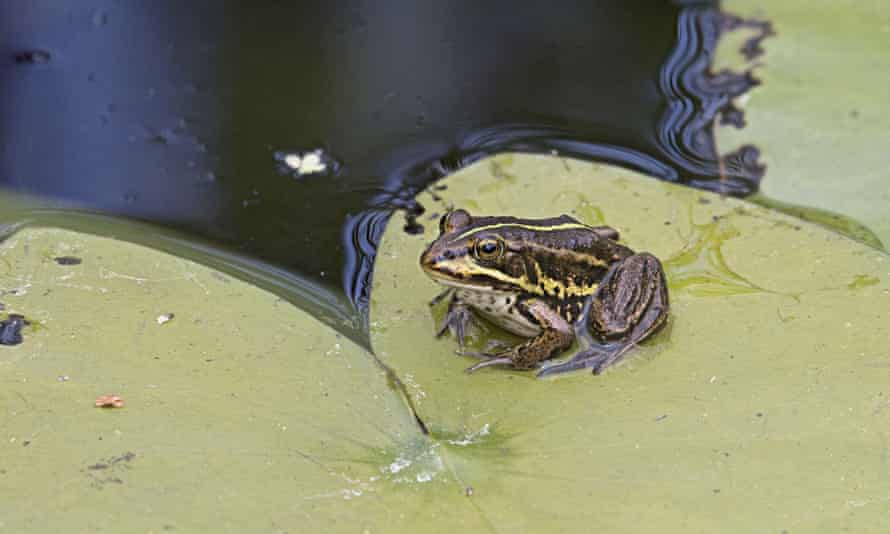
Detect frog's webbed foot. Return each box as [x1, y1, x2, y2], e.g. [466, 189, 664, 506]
[536, 344, 626, 377]
[433, 293, 479, 348]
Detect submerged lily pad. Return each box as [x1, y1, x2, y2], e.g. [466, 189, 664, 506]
[371, 153, 890, 531]
[715, 1, 890, 249]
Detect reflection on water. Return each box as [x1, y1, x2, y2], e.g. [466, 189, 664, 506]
[0, 1, 774, 345]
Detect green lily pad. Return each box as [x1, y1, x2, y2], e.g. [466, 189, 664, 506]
[715, 1, 890, 249]
[4, 154, 890, 532]
[0, 227, 469, 532]
[371, 153, 890, 531]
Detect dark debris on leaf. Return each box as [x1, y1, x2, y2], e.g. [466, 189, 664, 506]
[0, 314, 29, 346]
[54, 256, 83, 266]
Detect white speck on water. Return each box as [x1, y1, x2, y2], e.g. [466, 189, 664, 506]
[274, 148, 340, 178]
[283, 154, 302, 168]
[156, 313, 175, 325]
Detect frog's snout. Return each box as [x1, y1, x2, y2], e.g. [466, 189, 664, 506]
[420, 242, 461, 278]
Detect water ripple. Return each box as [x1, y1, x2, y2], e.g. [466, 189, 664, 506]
[656, 6, 771, 195]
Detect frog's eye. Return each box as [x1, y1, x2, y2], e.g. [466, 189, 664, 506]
[440, 209, 472, 234]
[474, 238, 503, 262]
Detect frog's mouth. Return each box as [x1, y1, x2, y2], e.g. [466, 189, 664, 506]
[420, 260, 498, 292]
[426, 275, 495, 292]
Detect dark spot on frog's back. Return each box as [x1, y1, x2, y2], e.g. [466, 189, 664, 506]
[523, 256, 539, 285]
[502, 255, 523, 278]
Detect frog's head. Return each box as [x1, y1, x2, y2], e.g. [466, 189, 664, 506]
[420, 209, 510, 292]
[420, 208, 612, 298]
[419, 209, 538, 294]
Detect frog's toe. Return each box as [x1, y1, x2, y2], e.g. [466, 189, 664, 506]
[537, 355, 605, 377]
[436, 308, 475, 346]
[428, 288, 454, 307]
[461, 349, 499, 361]
[590, 354, 617, 375]
[482, 339, 513, 352]
[465, 356, 515, 374]
[462, 347, 518, 373]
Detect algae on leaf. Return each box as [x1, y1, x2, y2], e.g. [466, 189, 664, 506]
[372, 153, 890, 532]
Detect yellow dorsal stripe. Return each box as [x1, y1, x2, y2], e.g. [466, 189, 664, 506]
[455, 221, 591, 240]
[437, 258, 599, 298]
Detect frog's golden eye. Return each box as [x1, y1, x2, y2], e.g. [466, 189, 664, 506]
[474, 238, 503, 262]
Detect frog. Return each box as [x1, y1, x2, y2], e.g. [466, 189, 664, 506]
[419, 209, 669, 376]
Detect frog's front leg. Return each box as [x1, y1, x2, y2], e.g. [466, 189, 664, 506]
[433, 291, 480, 348]
[465, 299, 574, 373]
[538, 253, 668, 377]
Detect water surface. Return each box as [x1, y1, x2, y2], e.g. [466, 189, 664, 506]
[1, 1, 764, 343]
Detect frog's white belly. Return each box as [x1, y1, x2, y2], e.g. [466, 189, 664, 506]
[456, 288, 541, 337]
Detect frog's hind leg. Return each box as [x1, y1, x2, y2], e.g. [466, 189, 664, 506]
[465, 299, 575, 374]
[588, 252, 668, 373]
[464, 327, 574, 374]
[538, 253, 669, 377]
[535, 297, 617, 377]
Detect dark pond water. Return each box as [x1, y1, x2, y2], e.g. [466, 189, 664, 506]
[0, 0, 766, 346]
